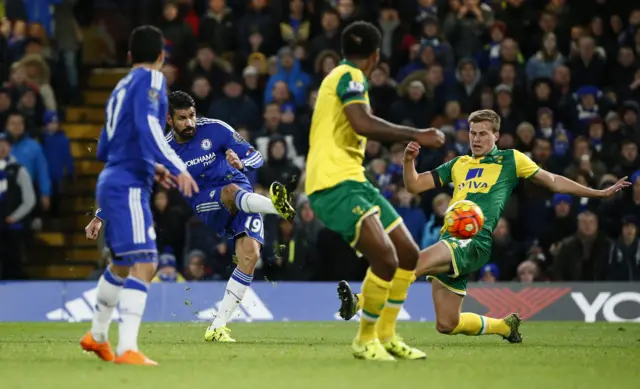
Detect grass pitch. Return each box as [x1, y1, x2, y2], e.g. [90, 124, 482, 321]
[0, 322, 638, 389]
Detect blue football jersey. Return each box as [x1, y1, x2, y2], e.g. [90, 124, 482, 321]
[96, 67, 186, 189]
[165, 117, 263, 201]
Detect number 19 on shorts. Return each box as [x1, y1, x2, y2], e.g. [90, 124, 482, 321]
[245, 216, 264, 239]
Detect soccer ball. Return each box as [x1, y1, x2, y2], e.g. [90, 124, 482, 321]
[444, 200, 484, 239]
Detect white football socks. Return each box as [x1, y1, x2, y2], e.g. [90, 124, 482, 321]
[235, 189, 278, 214]
[210, 268, 253, 329]
[90, 267, 124, 342]
[117, 276, 149, 355]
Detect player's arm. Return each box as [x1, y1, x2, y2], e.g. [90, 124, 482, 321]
[403, 141, 454, 194]
[220, 121, 264, 171]
[134, 72, 187, 177]
[338, 73, 444, 147]
[531, 170, 630, 198]
[514, 149, 631, 198]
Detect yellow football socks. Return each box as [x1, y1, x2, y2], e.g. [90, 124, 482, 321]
[377, 268, 414, 341]
[356, 268, 391, 343]
[450, 313, 510, 337]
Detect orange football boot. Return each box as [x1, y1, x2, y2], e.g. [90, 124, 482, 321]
[80, 332, 115, 362]
[114, 350, 158, 366]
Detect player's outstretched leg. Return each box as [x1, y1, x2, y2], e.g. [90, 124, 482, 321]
[431, 278, 522, 343]
[113, 256, 158, 366]
[205, 235, 261, 343]
[375, 224, 426, 360]
[222, 183, 295, 221]
[80, 264, 126, 362]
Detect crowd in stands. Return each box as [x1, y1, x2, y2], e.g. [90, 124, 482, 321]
[0, 0, 79, 279]
[2, 0, 640, 284]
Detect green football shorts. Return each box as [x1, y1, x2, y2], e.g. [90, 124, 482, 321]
[308, 180, 402, 247]
[427, 231, 492, 296]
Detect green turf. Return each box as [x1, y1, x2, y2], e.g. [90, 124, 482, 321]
[0, 322, 639, 389]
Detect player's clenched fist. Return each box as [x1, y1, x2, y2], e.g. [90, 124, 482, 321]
[414, 128, 445, 148]
[404, 141, 421, 162]
[85, 218, 102, 240]
[226, 149, 244, 170]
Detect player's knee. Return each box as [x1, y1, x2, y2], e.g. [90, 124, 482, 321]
[397, 241, 420, 267]
[221, 184, 240, 202]
[376, 241, 399, 275]
[435, 317, 459, 334]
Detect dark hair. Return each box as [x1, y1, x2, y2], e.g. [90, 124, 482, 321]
[322, 8, 340, 19]
[5, 110, 23, 126]
[168, 91, 195, 116]
[341, 21, 381, 60]
[129, 25, 164, 64]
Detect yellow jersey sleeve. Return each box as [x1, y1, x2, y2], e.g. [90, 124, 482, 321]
[336, 68, 367, 107]
[513, 149, 540, 179]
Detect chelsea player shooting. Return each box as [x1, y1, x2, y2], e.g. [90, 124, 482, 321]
[165, 91, 295, 342]
[80, 26, 199, 366]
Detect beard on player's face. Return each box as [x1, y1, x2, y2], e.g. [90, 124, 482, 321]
[176, 122, 196, 139]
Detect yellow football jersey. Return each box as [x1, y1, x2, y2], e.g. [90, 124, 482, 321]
[305, 60, 370, 195]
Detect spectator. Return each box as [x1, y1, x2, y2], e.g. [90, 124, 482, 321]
[564, 136, 607, 185]
[41, 111, 73, 218]
[312, 49, 339, 87]
[516, 260, 542, 283]
[421, 192, 450, 249]
[307, 8, 341, 64]
[152, 189, 188, 265]
[391, 80, 430, 128]
[553, 211, 610, 281]
[264, 46, 311, 107]
[419, 16, 454, 70]
[393, 186, 426, 245]
[158, 0, 196, 71]
[478, 263, 498, 283]
[443, 0, 493, 59]
[242, 65, 264, 109]
[188, 44, 232, 100]
[376, 3, 404, 70]
[208, 76, 261, 132]
[190, 75, 214, 115]
[526, 32, 564, 80]
[610, 46, 637, 101]
[607, 216, 640, 281]
[237, 0, 277, 56]
[5, 112, 49, 212]
[611, 140, 639, 180]
[184, 249, 210, 281]
[280, 0, 310, 44]
[257, 136, 300, 188]
[152, 250, 186, 283]
[53, 0, 82, 103]
[451, 57, 482, 114]
[367, 65, 396, 122]
[0, 132, 35, 280]
[490, 217, 525, 281]
[198, 0, 236, 55]
[283, 197, 322, 281]
[496, 85, 525, 135]
[0, 88, 12, 131]
[569, 36, 606, 90]
[539, 194, 576, 262]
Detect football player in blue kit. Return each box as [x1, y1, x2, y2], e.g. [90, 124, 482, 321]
[80, 26, 199, 366]
[165, 91, 295, 342]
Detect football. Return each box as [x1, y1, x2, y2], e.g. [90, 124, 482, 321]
[444, 200, 485, 239]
